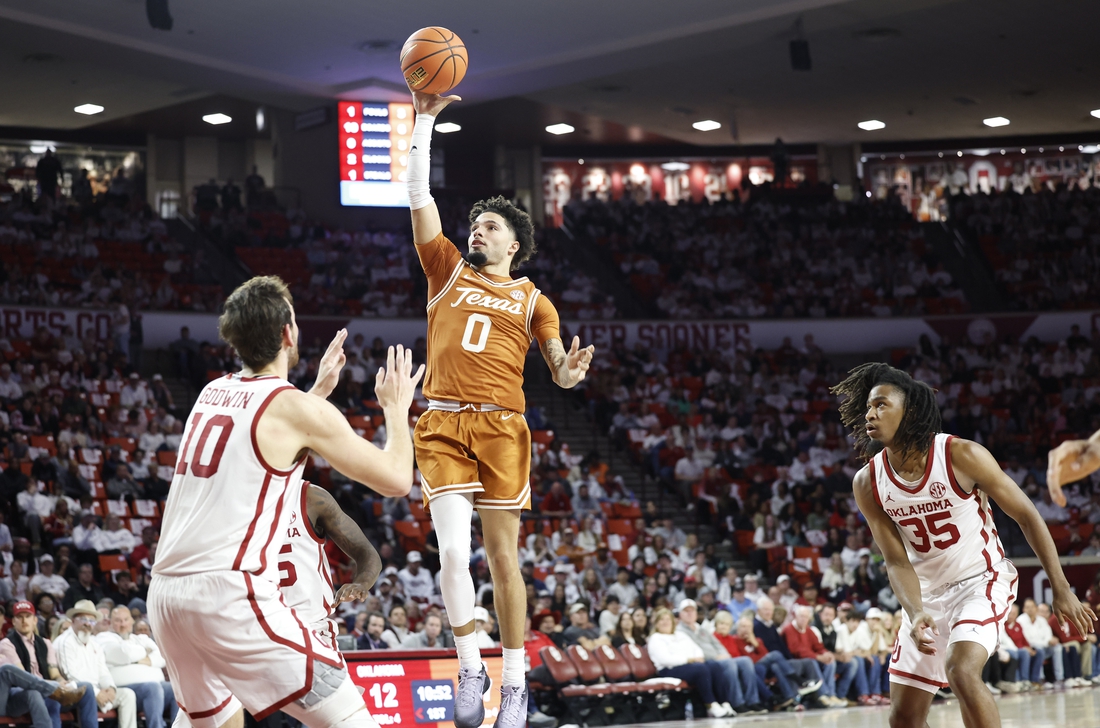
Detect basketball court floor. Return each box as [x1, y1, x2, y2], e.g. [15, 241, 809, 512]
[606, 688, 1100, 727]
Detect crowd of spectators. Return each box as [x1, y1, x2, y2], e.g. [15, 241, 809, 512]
[952, 184, 1100, 312]
[565, 194, 967, 319]
[198, 193, 617, 320]
[0, 190, 222, 315]
[572, 323, 1100, 558]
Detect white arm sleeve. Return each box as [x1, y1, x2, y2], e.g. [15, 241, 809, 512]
[407, 113, 435, 211]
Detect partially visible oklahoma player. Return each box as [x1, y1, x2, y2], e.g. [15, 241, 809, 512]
[832, 363, 1095, 728]
[149, 276, 423, 728]
[279, 480, 382, 654]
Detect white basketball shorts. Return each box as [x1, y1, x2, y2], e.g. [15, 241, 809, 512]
[889, 561, 1018, 694]
[149, 571, 347, 728]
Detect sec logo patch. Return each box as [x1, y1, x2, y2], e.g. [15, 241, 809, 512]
[929, 481, 947, 499]
[510, 290, 526, 301]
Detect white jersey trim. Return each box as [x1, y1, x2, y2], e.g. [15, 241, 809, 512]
[426, 260, 465, 310]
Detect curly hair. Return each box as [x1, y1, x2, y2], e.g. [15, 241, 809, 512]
[829, 362, 941, 462]
[469, 196, 536, 271]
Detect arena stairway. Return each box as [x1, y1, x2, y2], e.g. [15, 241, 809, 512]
[550, 227, 659, 319]
[922, 221, 1008, 313]
[522, 354, 743, 571]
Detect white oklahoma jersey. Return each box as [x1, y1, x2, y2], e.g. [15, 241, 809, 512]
[279, 481, 339, 653]
[155, 373, 304, 581]
[868, 432, 1018, 694]
[149, 374, 347, 728]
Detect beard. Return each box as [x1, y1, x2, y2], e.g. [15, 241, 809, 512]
[287, 343, 300, 369]
[466, 251, 488, 267]
[75, 629, 92, 645]
[865, 438, 885, 456]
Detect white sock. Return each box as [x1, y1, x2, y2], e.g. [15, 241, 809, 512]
[454, 632, 481, 670]
[501, 647, 525, 687]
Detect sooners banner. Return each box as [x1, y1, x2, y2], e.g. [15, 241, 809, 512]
[2, 305, 1098, 353]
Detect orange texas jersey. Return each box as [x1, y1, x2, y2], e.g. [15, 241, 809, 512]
[416, 232, 559, 413]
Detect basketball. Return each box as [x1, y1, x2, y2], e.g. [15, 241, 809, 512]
[400, 26, 468, 95]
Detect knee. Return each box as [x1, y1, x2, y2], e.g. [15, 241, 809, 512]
[484, 551, 519, 579]
[438, 543, 469, 570]
[889, 710, 923, 728]
[945, 662, 983, 695]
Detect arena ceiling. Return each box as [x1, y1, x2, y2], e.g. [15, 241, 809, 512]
[0, 0, 1098, 146]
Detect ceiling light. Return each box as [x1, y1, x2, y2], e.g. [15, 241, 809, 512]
[202, 113, 232, 125]
[972, 149, 990, 156]
[692, 120, 721, 131]
[857, 119, 885, 131]
[255, 107, 265, 132]
[73, 103, 104, 115]
[435, 122, 461, 133]
[545, 123, 574, 135]
[983, 116, 1010, 128]
[661, 162, 690, 171]
[1091, 109, 1100, 119]
[29, 142, 52, 154]
[1083, 145, 1100, 154]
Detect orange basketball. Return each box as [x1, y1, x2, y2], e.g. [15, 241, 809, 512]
[400, 27, 468, 95]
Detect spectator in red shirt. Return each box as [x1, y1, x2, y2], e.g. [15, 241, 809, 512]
[714, 611, 801, 709]
[539, 481, 572, 517]
[524, 612, 558, 669]
[1003, 604, 1038, 683]
[795, 582, 826, 607]
[782, 605, 851, 707]
[1043, 603, 1090, 686]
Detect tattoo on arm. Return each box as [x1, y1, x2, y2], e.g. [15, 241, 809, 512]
[306, 485, 382, 585]
[541, 338, 570, 386]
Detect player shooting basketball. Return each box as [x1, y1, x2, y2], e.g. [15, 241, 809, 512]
[405, 89, 594, 728]
[832, 363, 1095, 728]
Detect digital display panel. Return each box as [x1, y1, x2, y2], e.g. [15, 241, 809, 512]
[338, 101, 415, 207]
[346, 649, 503, 727]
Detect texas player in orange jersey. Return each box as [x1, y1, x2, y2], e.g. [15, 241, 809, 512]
[406, 90, 594, 728]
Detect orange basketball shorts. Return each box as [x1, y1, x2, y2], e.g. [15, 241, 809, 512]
[414, 409, 532, 511]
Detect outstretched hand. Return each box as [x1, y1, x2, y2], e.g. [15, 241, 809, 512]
[374, 345, 425, 413]
[565, 335, 595, 385]
[1047, 439, 1100, 507]
[310, 328, 347, 399]
[411, 91, 461, 117]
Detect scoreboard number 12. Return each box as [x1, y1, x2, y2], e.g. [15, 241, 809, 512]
[369, 683, 399, 709]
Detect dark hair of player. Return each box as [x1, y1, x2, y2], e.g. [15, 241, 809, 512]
[469, 195, 536, 271]
[218, 275, 293, 370]
[830, 362, 941, 462]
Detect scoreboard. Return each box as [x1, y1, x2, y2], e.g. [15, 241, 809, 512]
[338, 101, 415, 207]
[346, 649, 503, 727]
